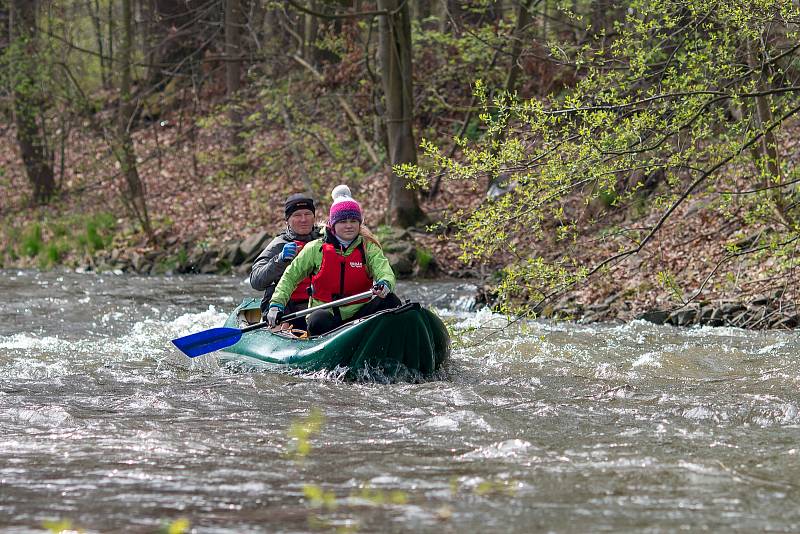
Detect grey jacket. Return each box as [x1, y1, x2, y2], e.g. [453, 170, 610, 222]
[249, 225, 323, 302]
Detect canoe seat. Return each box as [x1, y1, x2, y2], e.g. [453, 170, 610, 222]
[240, 307, 262, 325]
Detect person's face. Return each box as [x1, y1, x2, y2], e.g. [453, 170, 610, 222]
[287, 209, 315, 235]
[333, 219, 360, 241]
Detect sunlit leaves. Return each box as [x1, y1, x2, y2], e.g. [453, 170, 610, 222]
[303, 484, 338, 510]
[163, 518, 190, 534]
[351, 485, 408, 505]
[43, 519, 81, 534]
[657, 270, 683, 302]
[403, 0, 800, 311]
[287, 408, 325, 460]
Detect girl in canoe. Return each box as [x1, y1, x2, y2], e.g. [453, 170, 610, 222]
[266, 185, 401, 335]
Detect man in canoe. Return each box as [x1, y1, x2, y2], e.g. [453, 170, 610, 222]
[250, 193, 323, 329]
[266, 184, 401, 335]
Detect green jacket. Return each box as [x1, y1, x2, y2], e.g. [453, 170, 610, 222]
[270, 233, 396, 320]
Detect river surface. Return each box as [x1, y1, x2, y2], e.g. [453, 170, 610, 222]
[0, 270, 798, 533]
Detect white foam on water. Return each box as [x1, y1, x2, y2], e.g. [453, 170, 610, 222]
[677, 460, 723, 476]
[463, 439, 536, 459]
[420, 410, 492, 432]
[778, 403, 799, 423]
[0, 334, 66, 351]
[453, 295, 477, 311]
[594, 362, 624, 379]
[365, 475, 403, 486]
[683, 405, 717, 421]
[743, 397, 800, 426]
[632, 351, 663, 368]
[683, 324, 751, 338]
[1, 306, 229, 374]
[421, 414, 460, 431]
[607, 319, 663, 342]
[757, 340, 789, 355]
[123, 394, 175, 411]
[215, 481, 269, 493]
[0, 333, 83, 379]
[159, 305, 229, 339]
[452, 307, 509, 330]
[12, 405, 76, 427]
[106, 306, 229, 360]
[2, 358, 75, 380]
[577, 456, 658, 470]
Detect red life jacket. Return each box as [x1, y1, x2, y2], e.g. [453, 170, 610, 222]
[289, 241, 312, 302]
[311, 241, 372, 303]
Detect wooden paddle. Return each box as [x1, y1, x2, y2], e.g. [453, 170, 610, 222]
[172, 290, 374, 358]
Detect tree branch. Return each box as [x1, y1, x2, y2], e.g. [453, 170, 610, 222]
[584, 100, 800, 280]
[291, 54, 381, 166]
[285, 0, 408, 20]
[538, 86, 800, 116]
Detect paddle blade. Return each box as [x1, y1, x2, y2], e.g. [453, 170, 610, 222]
[171, 327, 243, 358]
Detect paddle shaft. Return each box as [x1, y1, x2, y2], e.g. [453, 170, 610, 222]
[172, 290, 377, 357]
[241, 290, 374, 333]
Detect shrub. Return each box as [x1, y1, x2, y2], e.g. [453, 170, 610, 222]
[22, 224, 43, 258]
[38, 242, 66, 269]
[416, 247, 434, 273]
[85, 212, 116, 252]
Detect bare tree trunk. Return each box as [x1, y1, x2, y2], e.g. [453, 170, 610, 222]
[268, 4, 296, 54]
[147, 1, 210, 92]
[377, 0, 426, 227]
[434, 0, 449, 33]
[9, 0, 56, 205]
[590, 0, 608, 44]
[87, 0, 109, 89]
[588, 1, 624, 46]
[412, 0, 431, 24]
[117, 0, 153, 238]
[225, 0, 243, 153]
[746, 39, 788, 225]
[541, 0, 548, 40]
[504, 0, 533, 97]
[107, 1, 114, 73]
[303, 0, 319, 64]
[293, 53, 382, 167]
[249, 0, 267, 51]
[483, 0, 533, 192]
[0, 4, 8, 50]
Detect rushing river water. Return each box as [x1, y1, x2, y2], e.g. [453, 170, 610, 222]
[0, 270, 798, 533]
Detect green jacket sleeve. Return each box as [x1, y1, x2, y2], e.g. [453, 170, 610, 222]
[269, 239, 323, 308]
[365, 240, 396, 291]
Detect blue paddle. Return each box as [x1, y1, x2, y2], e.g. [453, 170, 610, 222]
[172, 290, 374, 358]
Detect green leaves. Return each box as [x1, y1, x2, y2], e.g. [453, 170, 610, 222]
[287, 408, 325, 460]
[404, 0, 800, 312]
[2, 212, 119, 270]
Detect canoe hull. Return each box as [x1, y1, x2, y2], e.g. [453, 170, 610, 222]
[219, 299, 450, 378]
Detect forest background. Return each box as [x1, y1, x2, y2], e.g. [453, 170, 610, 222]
[1, 0, 799, 328]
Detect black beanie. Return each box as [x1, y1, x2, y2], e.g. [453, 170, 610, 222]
[284, 194, 315, 219]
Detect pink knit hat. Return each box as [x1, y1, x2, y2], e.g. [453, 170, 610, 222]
[328, 185, 362, 226]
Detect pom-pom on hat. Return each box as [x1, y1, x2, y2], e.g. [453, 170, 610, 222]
[284, 193, 315, 219]
[328, 185, 362, 226]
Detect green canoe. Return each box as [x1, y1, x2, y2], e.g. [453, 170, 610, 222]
[218, 298, 451, 379]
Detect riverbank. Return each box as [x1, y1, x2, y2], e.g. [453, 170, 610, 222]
[2, 234, 797, 332]
[1, 111, 797, 330]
